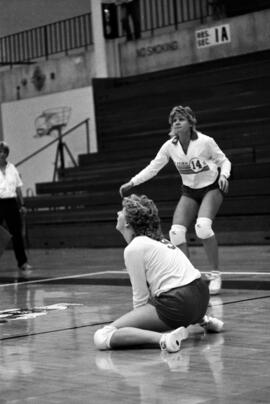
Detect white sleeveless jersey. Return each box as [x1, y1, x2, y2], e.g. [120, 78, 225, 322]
[124, 236, 201, 309]
[131, 132, 231, 189]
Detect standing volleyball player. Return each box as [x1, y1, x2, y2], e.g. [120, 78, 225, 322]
[119, 106, 231, 295]
[94, 194, 223, 353]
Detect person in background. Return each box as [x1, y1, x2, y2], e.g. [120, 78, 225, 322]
[119, 106, 231, 295]
[0, 141, 32, 273]
[116, 0, 141, 40]
[93, 194, 223, 353]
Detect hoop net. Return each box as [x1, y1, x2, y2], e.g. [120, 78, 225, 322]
[34, 106, 71, 137]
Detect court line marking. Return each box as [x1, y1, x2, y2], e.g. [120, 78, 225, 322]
[1, 294, 270, 341]
[0, 271, 126, 288]
[220, 294, 270, 305]
[0, 321, 112, 341]
[215, 272, 270, 275]
[1, 270, 270, 288]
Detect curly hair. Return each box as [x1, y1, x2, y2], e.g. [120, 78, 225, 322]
[122, 194, 163, 241]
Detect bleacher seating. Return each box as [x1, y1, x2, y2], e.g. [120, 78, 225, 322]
[25, 50, 270, 248]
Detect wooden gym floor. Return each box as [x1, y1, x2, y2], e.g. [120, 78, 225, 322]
[0, 245, 270, 403]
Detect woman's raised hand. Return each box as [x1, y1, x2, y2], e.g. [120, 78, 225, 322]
[119, 181, 134, 197]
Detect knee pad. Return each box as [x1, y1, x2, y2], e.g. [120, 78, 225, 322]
[93, 325, 117, 350]
[195, 217, 214, 239]
[169, 224, 187, 246]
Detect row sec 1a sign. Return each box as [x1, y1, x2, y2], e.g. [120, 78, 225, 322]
[196, 24, 231, 48]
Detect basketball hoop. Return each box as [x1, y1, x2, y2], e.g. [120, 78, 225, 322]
[34, 106, 71, 137]
[34, 106, 76, 181]
[34, 115, 49, 137]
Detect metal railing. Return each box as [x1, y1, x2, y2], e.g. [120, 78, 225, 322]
[137, 0, 210, 35]
[0, 13, 93, 65]
[0, 1, 214, 65]
[1, 1, 270, 65]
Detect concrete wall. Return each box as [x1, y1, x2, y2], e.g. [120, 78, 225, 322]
[119, 9, 270, 76]
[0, 51, 95, 103]
[1, 9, 269, 104]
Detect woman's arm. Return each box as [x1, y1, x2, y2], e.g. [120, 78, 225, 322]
[209, 138, 231, 178]
[209, 138, 231, 192]
[124, 247, 150, 308]
[119, 142, 170, 197]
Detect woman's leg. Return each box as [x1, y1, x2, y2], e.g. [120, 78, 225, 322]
[109, 304, 170, 348]
[197, 189, 223, 271]
[94, 303, 188, 351]
[171, 196, 199, 257]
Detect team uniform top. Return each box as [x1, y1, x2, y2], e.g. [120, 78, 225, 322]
[124, 235, 201, 309]
[0, 162, 23, 198]
[131, 132, 231, 189]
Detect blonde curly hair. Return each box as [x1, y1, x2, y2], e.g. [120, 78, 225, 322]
[122, 194, 163, 241]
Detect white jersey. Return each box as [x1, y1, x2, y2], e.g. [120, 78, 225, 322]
[124, 235, 201, 309]
[131, 132, 231, 189]
[0, 162, 23, 198]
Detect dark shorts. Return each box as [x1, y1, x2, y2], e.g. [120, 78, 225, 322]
[181, 175, 224, 204]
[149, 277, 209, 329]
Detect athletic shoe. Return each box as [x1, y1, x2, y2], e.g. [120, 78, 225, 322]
[205, 271, 222, 295]
[160, 327, 189, 353]
[200, 315, 224, 333]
